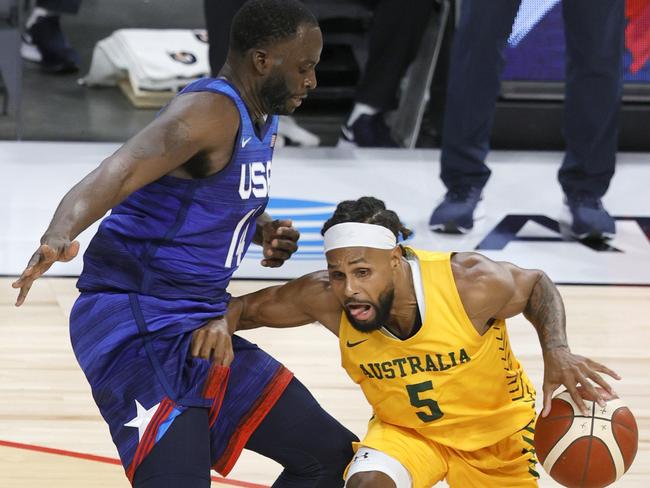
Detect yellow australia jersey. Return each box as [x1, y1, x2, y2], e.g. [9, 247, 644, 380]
[339, 249, 536, 451]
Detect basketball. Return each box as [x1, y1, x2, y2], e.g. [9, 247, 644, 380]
[535, 388, 638, 487]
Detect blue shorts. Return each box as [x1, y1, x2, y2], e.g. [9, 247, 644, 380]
[69, 292, 293, 483]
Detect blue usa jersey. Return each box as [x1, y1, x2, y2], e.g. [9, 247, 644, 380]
[77, 78, 279, 303]
[70, 79, 291, 482]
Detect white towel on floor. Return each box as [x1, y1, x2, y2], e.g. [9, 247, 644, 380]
[82, 29, 209, 95]
[82, 29, 321, 146]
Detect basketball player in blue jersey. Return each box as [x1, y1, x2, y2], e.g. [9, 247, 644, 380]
[12, 1, 357, 487]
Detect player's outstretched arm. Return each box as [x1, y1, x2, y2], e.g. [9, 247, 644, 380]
[453, 253, 621, 417]
[190, 272, 341, 365]
[12, 93, 238, 306]
[229, 270, 342, 335]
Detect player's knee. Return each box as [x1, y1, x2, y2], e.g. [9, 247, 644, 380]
[346, 471, 397, 488]
[345, 448, 411, 488]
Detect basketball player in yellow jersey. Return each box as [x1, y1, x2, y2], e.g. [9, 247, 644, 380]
[204, 197, 620, 488]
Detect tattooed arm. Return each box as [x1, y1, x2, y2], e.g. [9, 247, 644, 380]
[13, 92, 239, 305]
[453, 253, 620, 416]
[522, 272, 621, 416]
[522, 272, 569, 352]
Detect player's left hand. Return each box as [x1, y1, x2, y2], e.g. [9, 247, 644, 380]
[541, 346, 621, 417]
[260, 219, 300, 268]
[190, 316, 234, 366]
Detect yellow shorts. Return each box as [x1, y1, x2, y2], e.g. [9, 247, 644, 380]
[352, 417, 539, 488]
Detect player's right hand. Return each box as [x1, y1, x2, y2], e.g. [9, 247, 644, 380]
[190, 317, 234, 366]
[260, 219, 300, 268]
[541, 346, 621, 417]
[12, 238, 80, 307]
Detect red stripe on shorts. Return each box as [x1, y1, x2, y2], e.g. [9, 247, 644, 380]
[125, 397, 175, 483]
[203, 365, 231, 427]
[213, 366, 294, 476]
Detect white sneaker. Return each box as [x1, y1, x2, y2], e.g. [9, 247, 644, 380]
[278, 116, 320, 147]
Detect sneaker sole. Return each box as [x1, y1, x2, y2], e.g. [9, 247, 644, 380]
[574, 231, 616, 241]
[429, 200, 485, 234]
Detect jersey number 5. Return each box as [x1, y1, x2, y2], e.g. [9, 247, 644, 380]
[406, 381, 443, 422]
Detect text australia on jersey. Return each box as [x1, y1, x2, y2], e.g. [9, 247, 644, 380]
[358, 349, 472, 380]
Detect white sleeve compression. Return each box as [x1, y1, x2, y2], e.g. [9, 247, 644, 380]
[345, 447, 412, 488]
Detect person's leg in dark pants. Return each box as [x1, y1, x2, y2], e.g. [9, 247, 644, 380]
[204, 0, 247, 76]
[559, 0, 624, 239]
[133, 407, 212, 488]
[245, 377, 358, 488]
[439, 0, 521, 191]
[430, 0, 521, 233]
[23, 0, 82, 73]
[355, 0, 434, 112]
[342, 0, 434, 147]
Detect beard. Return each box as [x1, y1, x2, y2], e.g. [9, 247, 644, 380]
[344, 287, 395, 333]
[260, 70, 294, 115]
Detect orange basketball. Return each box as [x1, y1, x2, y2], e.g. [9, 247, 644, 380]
[535, 388, 638, 488]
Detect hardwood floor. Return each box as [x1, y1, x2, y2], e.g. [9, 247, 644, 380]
[1, 278, 648, 487]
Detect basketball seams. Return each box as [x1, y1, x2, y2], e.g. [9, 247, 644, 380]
[611, 415, 639, 471]
[610, 406, 638, 433]
[591, 399, 626, 420]
[589, 399, 632, 477]
[536, 415, 573, 464]
[537, 414, 620, 422]
[592, 418, 625, 480]
[540, 394, 633, 484]
[556, 392, 626, 421]
[537, 392, 580, 463]
[544, 436, 587, 477]
[600, 438, 619, 483]
[579, 402, 596, 487]
[542, 415, 590, 472]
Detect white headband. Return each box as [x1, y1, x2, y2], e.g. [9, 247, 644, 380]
[323, 222, 397, 253]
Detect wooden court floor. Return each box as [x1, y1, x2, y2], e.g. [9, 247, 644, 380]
[0, 277, 648, 487]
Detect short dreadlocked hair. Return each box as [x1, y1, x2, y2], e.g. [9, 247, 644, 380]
[321, 197, 413, 241]
[229, 0, 318, 54]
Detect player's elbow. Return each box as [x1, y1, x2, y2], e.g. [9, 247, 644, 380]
[528, 268, 547, 287]
[94, 156, 137, 205]
[510, 265, 545, 289]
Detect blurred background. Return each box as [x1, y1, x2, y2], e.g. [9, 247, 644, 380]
[1, 0, 648, 148]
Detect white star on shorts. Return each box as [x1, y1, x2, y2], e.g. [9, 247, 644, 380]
[124, 400, 161, 441]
